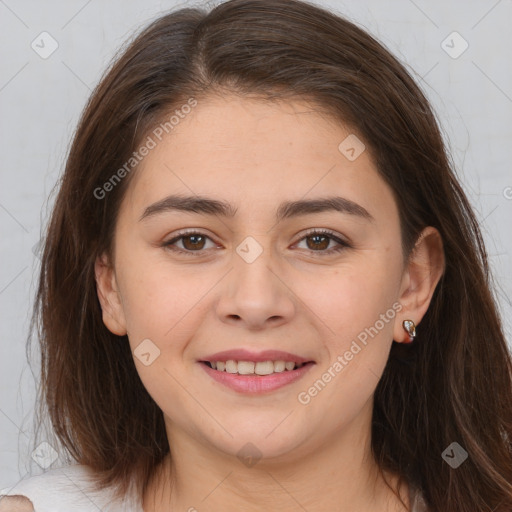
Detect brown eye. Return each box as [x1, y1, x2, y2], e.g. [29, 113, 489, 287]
[295, 229, 350, 255]
[163, 229, 350, 257]
[181, 234, 207, 250]
[163, 231, 217, 255]
[305, 233, 331, 251]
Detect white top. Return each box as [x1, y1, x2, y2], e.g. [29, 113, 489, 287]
[1, 464, 429, 511]
[0, 464, 142, 511]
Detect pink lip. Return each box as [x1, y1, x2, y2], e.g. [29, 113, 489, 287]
[199, 361, 315, 394]
[199, 349, 313, 364]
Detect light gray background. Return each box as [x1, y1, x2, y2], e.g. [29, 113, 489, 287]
[1, 0, 511, 489]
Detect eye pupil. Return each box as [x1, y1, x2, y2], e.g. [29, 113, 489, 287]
[183, 235, 205, 250]
[307, 234, 329, 250]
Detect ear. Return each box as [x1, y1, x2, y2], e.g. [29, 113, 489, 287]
[94, 253, 127, 336]
[394, 227, 445, 343]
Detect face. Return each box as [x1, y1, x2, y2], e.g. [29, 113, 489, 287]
[96, 94, 433, 465]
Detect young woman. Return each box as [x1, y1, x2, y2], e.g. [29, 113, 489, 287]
[1, 0, 511, 510]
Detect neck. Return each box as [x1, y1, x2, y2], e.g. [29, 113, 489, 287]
[143, 406, 409, 512]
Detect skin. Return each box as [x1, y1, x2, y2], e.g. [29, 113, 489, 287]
[95, 95, 444, 511]
[0, 496, 35, 512]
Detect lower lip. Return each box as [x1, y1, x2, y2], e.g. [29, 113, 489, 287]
[198, 362, 315, 394]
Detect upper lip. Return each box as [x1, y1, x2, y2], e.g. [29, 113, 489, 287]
[200, 349, 314, 364]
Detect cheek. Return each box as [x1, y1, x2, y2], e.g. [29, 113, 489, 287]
[296, 265, 400, 424]
[300, 258, 400, 346]
[115, 247, 200, 349]
[114, 251, 206, 408]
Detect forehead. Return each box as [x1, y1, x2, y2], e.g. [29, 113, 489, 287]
[121, 95, 397, 224]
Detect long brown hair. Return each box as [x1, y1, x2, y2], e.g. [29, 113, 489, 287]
[31, 0, 512, 509]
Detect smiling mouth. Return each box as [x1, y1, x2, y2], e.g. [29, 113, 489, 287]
[200, 360, 315, 376]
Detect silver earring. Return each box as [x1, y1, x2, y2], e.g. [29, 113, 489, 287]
[402, 320, 416, 343]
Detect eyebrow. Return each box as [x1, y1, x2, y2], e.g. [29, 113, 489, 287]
[139, 194, 374, 223]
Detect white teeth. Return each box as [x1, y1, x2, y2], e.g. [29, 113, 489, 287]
[237, 361, 255, 374]
[255, 361, 274, 375]
[225, 360, 238, 374]
[273, 360, 286, 372]
[207, 359, 307, 375]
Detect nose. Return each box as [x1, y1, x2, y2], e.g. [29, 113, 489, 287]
[215, 243, 296, 331]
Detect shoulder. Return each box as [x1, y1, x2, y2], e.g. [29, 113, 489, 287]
[0, 494, 34, 512]
[0, 464, 140, 512]
[409, 485, 429, 512]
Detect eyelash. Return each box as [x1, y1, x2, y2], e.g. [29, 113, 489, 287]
[162, 228, 351, 257]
